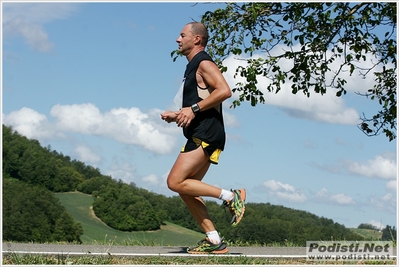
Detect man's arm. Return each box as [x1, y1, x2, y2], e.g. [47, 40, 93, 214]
[195, 60, 232, 111]
[175, 60, 232, 128]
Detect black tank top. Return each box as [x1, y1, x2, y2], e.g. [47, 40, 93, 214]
[182, 51, 226, 150]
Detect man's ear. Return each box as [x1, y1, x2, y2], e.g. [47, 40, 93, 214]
[194, 35, 202, 45]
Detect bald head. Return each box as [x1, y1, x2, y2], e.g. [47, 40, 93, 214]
[187, 22, 209, 47]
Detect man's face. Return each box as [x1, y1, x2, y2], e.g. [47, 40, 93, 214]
[176, 24, 197, 56]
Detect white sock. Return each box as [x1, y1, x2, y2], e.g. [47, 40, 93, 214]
[206, 230, 221, 244]
[219, 189, 234, 201]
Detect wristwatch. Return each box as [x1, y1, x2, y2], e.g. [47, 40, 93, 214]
[191, 103, 200, 114]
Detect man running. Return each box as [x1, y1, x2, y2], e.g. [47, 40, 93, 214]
[161, 22, 246, 254]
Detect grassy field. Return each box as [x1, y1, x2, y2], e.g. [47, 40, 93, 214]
[350, 228, 383, 241]
[4, 191, 396, 265]
[3, 252, 396, 265]
[54, 191, 203, 246]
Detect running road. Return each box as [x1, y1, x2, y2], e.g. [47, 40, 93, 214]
[3, 242, 306, 258]
[3, 243, 397, 259]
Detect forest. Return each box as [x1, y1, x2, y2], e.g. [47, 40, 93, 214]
[2, 124, 395, 245]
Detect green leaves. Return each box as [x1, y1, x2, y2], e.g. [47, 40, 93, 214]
[2, 124, 374, 245]
[171, 49, 182, 62]
[92, 182, 163, 231]
[357, 67, 397, 141]
[2, 124, 165, 234]
[198, 2, 396, 141]
[3, 178, 83, 243]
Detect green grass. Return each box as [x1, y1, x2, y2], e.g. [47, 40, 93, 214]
[54, 191, 203, 246]
[5, 192, 395, 265]
[3, 253, 396, 265]
[350, 228, 383, 241]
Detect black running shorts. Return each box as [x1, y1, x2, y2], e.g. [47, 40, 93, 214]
[181, 137, 222, 164]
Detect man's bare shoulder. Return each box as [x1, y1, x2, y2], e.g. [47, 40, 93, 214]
[198, 59, 221, 75]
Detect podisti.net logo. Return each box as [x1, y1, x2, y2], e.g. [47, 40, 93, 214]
[306, 241, 395, 261]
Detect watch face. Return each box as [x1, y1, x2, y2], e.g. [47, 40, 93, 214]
[192, 104, 200, 113]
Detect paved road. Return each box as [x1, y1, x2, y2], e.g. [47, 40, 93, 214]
[3, 242, 307, 258]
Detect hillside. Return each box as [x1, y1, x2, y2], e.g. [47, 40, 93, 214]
[3, 124, 369, 245]
[54, 191, 204, 246]
[350, 228, 383, 241]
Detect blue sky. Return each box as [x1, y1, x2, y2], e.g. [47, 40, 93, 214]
[2, 2, 397, 230]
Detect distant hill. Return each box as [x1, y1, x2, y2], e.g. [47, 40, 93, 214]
[55, 191, 204, 246]
[350, 228, 382, 241]
[3, 124, 366, 246]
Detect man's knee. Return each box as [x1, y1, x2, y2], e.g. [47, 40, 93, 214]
[167, 176, 181, 193]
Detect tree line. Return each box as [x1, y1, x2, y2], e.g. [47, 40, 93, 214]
[3, 177, 83, 243]
[358, 223, 397, 241]
[3, 124, 395, 245]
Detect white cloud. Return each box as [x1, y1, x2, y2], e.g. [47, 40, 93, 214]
[222, 110, 240, 128]
[345, 153, 397, 180]
[75, 145, 102, 165]
[2, 107, 56, 140]
[222, 42, 388, 126]
[386, 180, 397, 192]
[50, 103, 179, 154]
[50, 103, 103, 134]
[138, 172, 171, 196]
[5, 18, 53, 53]
[3, 104, 180, 155]
[161, 171, 169, 183]
[330, 193, 356, 205]
[142, 174, 160, 185]
[3, 3, 78, 52]
[106, 159, 138, 184]
[369, 193, 396, 214]
[315, 188, 356, 206]
[262, 179, 307, 203]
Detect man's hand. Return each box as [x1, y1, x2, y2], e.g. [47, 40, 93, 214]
[175, 107, 195, 128]
[160, 110, 178, 123]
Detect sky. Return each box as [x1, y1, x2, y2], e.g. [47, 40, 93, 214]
[1, 1, 397, 231]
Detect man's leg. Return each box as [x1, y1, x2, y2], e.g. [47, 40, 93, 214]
[179, 166, 215, 234]
[167, 146, 221, 198]
[167, 146, 220, 233]
[167, 145, 246, 232]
